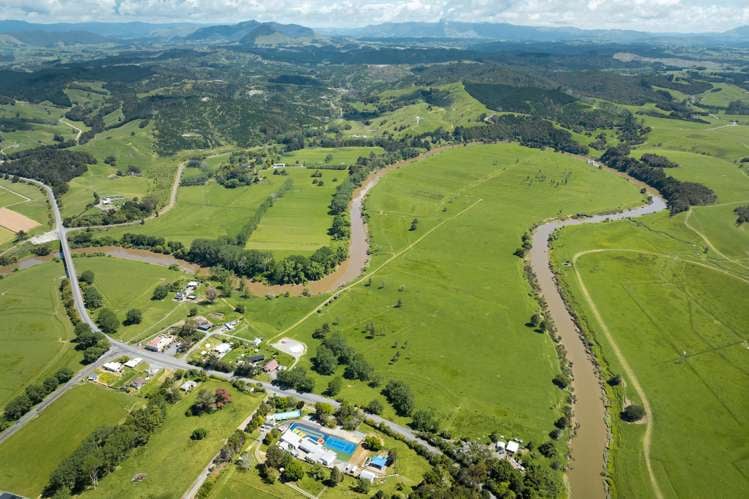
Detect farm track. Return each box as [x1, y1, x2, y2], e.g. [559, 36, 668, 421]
[684, 205, 749, 271]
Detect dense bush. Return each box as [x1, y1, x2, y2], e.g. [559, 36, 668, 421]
[0, 148, 95, 195]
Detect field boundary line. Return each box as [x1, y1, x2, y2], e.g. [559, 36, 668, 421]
[572, 250, 665, 499]
[0, 184, 32, 204]
[269, 198, 484, 342]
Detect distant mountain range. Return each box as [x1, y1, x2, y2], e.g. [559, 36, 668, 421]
[324, 20, 749, 46]
[0, 18, 747, 47]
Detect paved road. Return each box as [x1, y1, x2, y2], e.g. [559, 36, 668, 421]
[1, 176, 439, 463]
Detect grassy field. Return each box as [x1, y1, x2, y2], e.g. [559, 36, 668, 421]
[99, 175, 287, 246]
[0, 383, 135, 497]
[73, 256, 189, 342]
[551, 213, 749, 499]
[0, 225, 13, 245]
[281, 146, 384, 167]
[0, 262, 81, 408]
[64, 121, 180, 218]
[82, 380, 264, 499]
[276, 143, 645, 441]
[0, 177, 51, 231]
[207, 422, 430, 499]
[698, 83, 749, 108]
[246, 168, 340, 257]
[342, 83, 490, 138]
[0, 100, 80, 153]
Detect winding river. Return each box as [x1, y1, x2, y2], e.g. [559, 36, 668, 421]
[529, 191, 667, 499]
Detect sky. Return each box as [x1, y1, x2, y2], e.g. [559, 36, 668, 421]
[1, 0, 748, 33]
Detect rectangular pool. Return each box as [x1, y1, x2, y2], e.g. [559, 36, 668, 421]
[289, 422, 358, 460]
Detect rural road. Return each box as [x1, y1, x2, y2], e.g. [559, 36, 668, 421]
[529, 192, 667, 499]
[1, 174, 440, 466]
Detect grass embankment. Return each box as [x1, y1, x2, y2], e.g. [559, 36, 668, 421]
[63, 121, 180, 218]
[246, 168, 341, 257]
[280, 143, 644, 441]
[0, 262, 81, 408]
[82, 381, 263, 499]
[0, 383, 134, 497]
[73, 256, 189, 342]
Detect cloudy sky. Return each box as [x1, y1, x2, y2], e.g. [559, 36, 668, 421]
[1, 0, 748, 33]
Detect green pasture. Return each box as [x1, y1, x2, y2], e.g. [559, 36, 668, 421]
[0, 177, 51, 229]
[65, 121, 180, 218]
[281, 146, 384, 167]
[551, 214, 749, 499]
[698, 83, 749, 108]
[342, 82, 489, 138]
[82, 381, 264, 499]
[282, 143, 644, 440]
[100, 175, 286, 246]
[0, 226, 13, 245]
[246, 168, 340, 257]
[0, 262, 81, 409]
[0, 100, 80, 152]
[73, 256, 188, 342]
[0, 383, 135, 497]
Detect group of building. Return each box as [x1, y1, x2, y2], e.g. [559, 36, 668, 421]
[175, 280, 200, 302]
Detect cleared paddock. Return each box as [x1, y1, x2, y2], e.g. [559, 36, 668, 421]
[0, 207, 40, 232]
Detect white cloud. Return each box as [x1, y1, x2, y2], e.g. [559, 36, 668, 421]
[0, 0, 747, 32]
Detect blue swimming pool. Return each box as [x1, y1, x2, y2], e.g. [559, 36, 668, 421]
[289, 422, 358, 459]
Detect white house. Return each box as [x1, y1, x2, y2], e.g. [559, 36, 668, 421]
[103, 362, 123, 373]
[359, 470, 377, 483]
[180, 380, 198, 392]
[506, 440, 521, 454]
[145, 335, 174, 352]
[252, 337, 262, 347]
[272, 163, 287, 169]
[214, 343, 232, 356]
[124, 357, 142, 368]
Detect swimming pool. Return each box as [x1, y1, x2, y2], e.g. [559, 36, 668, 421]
[289, 422, 358, 459]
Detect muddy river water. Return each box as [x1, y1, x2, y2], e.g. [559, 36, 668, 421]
[529, 193, 666, 498]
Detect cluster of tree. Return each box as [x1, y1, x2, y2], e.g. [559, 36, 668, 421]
[735, 205, 749, 225]
[381, 380, 415, 417]
[465, 82, 576, 114]
[43, 385, 172, 496]
[0, 117, 32, 132]
[456, 114, 588, 155]
[261, 443, 307, 483]
[726, 100, 749, 115]
[312, 332, 375, 382]
[187, 388, 232, 416]
[3, 368, 73, 421]
[233, 179, 293, 245]
[72, 195, 159, 227]
[0, 148, 96, 195]
[601, 146, 717, 213]
[275, 366, 315, 393]
[640, 153, 678, 168]
[73, 322, 111, 364]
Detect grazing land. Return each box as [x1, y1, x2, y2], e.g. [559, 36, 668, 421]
[281, 146, 384, 167]
[0, 383, 134, 497]
[286, 143, 644, 440]
[0, 177, 50, 234]
[0, 262, 80, 408]
[246, 167, 341, 256]
[82, 380, 263, 499]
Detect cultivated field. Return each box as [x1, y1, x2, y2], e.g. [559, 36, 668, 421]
[0, 262, 81, 409]
[282, 143, 645, 440]
[81, 380, 263, 499]
[0, 177, 50, 235]
[0, 383, 134, 497]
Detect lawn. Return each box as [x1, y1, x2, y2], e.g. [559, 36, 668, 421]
[82, 380, 264, 499]
[246, 168, 341, 257]
[551, 215, 749, 499]
[64, 120, 180, 218]
[98, 175, 286, 246]
[73, 256, 189, 342]
[281, 146, 384, 167]
[0, 383, 135, 497]
[0, 262, 81, 408]
[698, 83, 749, 108]
[281, 143, 645, 441]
